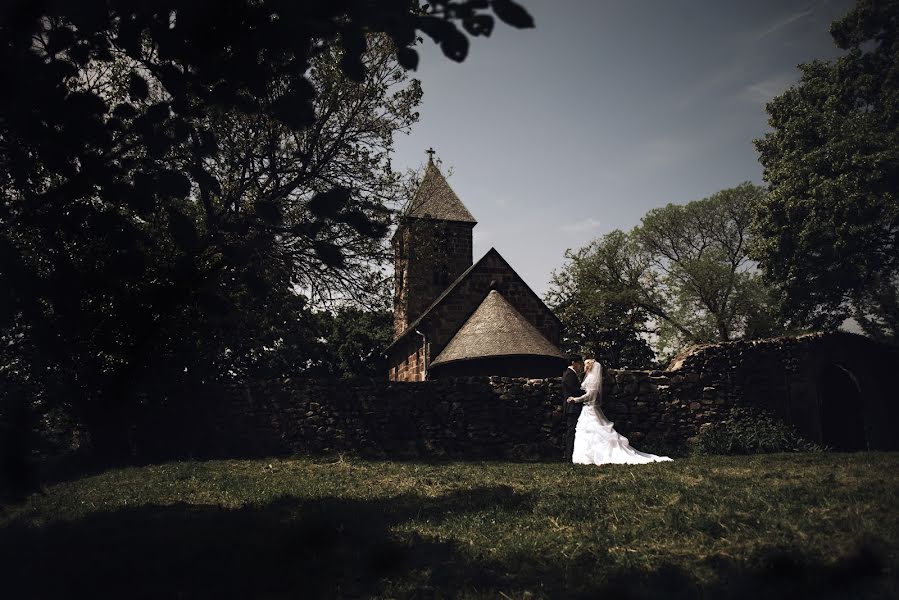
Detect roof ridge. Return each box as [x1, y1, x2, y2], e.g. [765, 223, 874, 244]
[386, 249, 491, 350]
[386, 247, 562, 351]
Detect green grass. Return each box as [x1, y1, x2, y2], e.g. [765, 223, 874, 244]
[1, 453, 897, 599]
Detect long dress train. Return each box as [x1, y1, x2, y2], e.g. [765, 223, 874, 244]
[570, 362, 672, 465]
[571, 403, 672, 465]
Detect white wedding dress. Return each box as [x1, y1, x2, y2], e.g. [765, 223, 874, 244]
[571, 364, 672, 465]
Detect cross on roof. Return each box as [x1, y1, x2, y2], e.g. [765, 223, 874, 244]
[425, 147, 436, 162]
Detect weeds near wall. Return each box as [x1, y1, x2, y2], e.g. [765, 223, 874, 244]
[695, 406, 826, 455]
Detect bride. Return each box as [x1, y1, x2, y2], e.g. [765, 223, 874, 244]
[567, 359, 672, 465]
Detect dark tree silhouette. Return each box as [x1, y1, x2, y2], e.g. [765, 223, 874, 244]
[314, 308, 394, 378]
[0, 1, 535, 477]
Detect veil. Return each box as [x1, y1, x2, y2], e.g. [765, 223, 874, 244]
[582, 364, 602, 391]
[578, 362, 603, 405]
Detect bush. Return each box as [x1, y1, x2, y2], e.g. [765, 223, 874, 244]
[695, 406, 825, 455]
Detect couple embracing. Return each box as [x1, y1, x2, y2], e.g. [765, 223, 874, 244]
[562, 355, 672, 465]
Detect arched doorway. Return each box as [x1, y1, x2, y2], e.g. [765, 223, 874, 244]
[818, 364, 867, 450]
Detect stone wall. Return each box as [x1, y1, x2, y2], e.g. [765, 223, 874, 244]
[138, 377, 567, 460]
[665, 331, 899, 449]
[136, 332, 899, 460]
[135, 372, 718, 461]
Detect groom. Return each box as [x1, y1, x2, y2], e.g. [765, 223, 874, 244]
[562, 355, 587, 461]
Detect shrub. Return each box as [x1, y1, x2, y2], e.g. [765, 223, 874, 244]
[695, 406, 825, 455]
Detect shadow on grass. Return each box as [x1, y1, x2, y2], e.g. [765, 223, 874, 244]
[0, 485, 894, 599]
[590, 546, 892, 600]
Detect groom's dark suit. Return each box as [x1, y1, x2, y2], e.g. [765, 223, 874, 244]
[562, 367, 587, 461]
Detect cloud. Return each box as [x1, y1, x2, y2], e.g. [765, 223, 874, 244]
[670, 4, 816, 112]
[755, 8, 814, 40]
[560, 218, 602, 234]
[741, 73, 797, 105]
[617, 136, 708, 175]
[671, 65, 742, 112]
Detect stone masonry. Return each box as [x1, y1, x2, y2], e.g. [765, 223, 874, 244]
[134, 332, 898, 460]
[388, 248, 562, 382]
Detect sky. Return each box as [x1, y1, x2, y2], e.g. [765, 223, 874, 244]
[390, 0, 855, 298]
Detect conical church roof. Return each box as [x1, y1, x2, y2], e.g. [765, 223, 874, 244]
[405, 160, 477, 223]
[430, 290, 565, 368]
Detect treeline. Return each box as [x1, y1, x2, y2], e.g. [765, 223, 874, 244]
[547, 0, 898, 367]
[0, 1, 535, 487]
[546, 183, 783, 368]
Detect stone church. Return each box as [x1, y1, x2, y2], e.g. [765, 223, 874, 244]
[387, 156, 567, 381]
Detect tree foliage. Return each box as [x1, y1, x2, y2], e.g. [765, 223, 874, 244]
[0, 1, 534, 463]
[753, 0, 899, 344]
[546, 230, 655, 368]
[635, 183, 784, 351]
[314, 309, 394, 378]
[548, 184, 785, 363]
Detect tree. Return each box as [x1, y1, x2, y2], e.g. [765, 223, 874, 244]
[546, 230, 656, 369]
[314, 309, 394, 378]
[0, 1, 535, 462]
[203, 34, 422, 308]
[635, 183, 784, 352]
[547, 183, 785, 363]
[0, 34, 419, 459]
[753, 0, 899, 344]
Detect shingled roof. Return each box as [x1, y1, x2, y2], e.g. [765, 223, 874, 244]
[386, 247, 563, 351]
[404, 160, 477, 223]
[430, 290, 565, 368]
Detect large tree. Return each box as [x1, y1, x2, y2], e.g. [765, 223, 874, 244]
[546, 230, 656, 369]
[0, 1, 535, 464]
[753, 0, 899, 344]
[635, 182, 784, 351]
[548, 183, 785, 363]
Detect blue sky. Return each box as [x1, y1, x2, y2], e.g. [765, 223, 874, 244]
[390, 0, 854, 297]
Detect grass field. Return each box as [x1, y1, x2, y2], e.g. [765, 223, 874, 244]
[1, 453, 897, 598]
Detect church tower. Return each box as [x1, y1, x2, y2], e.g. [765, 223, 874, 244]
[393, 152, 477, 338]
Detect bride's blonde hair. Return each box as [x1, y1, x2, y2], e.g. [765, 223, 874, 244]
[583, 358, 596, 373]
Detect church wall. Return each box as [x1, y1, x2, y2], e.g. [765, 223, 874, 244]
[665, 332, 899, 449]
[412, 251, 562, 363]
[387, 250, 562, 382]
[392, 220, 474, 338]
[121, 369, 750, 461]
[387, 335, 426, 382]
